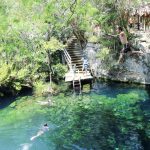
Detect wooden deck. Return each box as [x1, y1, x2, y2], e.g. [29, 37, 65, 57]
[65, 71, 93, 82]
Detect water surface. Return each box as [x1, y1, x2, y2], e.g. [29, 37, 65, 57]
[0, 81, 150, 150]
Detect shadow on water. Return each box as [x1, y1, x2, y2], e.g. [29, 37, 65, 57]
[0, 87, 33, 109]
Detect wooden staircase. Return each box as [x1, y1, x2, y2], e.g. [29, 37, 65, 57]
[64, 36, 93, 93]
[67, 37, 83, 72]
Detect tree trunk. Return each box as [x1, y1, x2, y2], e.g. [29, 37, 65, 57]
[47, 50, 52, 92]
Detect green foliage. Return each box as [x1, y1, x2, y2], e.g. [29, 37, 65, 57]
[96, 47, 110, 60]
[0, 63, 10, 84]
[88, 35, 99, 43]
[0, 63, 33, 94]
[33, 81, 49, 96]
[0, 0, 146, 96]
[43, 37, 65, 52]
[44, 91, 149, 149]
[0, 0, 69, 95]
[17, 68, 30, 80]
[51, 81, 68, 94]
[52, 63, 68, 79]
[33, 80, 68, 96]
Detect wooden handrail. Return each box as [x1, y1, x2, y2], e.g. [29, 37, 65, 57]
[63, 49, 72, 70]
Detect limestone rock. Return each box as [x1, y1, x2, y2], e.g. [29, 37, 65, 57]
[85, 32, 150, 84]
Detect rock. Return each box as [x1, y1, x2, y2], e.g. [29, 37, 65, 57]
[85, 32, 150, 84]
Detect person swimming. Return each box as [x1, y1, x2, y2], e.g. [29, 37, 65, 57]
[30, 123, 49, 141]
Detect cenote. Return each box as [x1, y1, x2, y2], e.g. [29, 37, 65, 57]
[0, 81, 150, 150]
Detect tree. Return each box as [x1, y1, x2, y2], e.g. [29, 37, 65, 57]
[42, 37, 65, 91]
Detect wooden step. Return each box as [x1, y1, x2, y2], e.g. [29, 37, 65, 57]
[68, 50, 80, 53]
[67, 48, 81, 51]
[74, 46, 82, 49]
[76, 66, 83, 68]
[67, 46, 82, 50]
[71, 59, 82, 61]
[72, 59, 82, 62]
[76, 66, 82, 69]
[71, 60, 82, 63]
[73, 65, 82, 67]
[70, 56, 82, 58]
[73, 70, 82, 72]
[67, 49, 82, 51]
[67, 46, 75, 48]
[68, 41, 78, 45]
[72, 66, 82, 68]
[73, 47, 82, 49]
[72, 60, 82, 62]
[71, 57, 82, 60]
[70, 55, 83, 58]
[76, 66, 82, 68]
[75, 67, 83, 70]
[72, 63, 82, 65]
[67, 44, 81, 47]
[67, 49, 83, 53]
[69, 52, 83, 55]
[69, 53, 83, 56]
[68, 51, 82, 53]
[69, 54, 82, 57]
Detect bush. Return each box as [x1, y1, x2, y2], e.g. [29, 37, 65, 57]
[52, 63, 68, 80]
[96, 47, 110, 61]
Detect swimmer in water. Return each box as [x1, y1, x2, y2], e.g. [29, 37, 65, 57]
[30, 123, 49, 141]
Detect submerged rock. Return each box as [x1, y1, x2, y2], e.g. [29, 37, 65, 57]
[37, 99, 53, 106]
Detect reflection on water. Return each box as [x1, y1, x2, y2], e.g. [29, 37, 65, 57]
[0, 81, 150, 150]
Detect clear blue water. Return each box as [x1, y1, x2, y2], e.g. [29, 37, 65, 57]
[0, 81, 150, 150]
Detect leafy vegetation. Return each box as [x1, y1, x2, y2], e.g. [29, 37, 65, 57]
[0, 0, 147, 95]
[0, 1, 149, 150]
[46, 92, 149, 149]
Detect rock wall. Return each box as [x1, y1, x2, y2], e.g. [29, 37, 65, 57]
[85, 32, 150, 84]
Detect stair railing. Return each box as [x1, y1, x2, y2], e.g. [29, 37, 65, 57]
[63, 49, 72, 71]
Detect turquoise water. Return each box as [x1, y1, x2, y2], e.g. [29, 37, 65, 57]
[0, 81, 150, 150]
[0, 95, 56, 150]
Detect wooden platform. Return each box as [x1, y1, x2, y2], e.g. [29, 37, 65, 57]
[65, 71, 93, 82]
